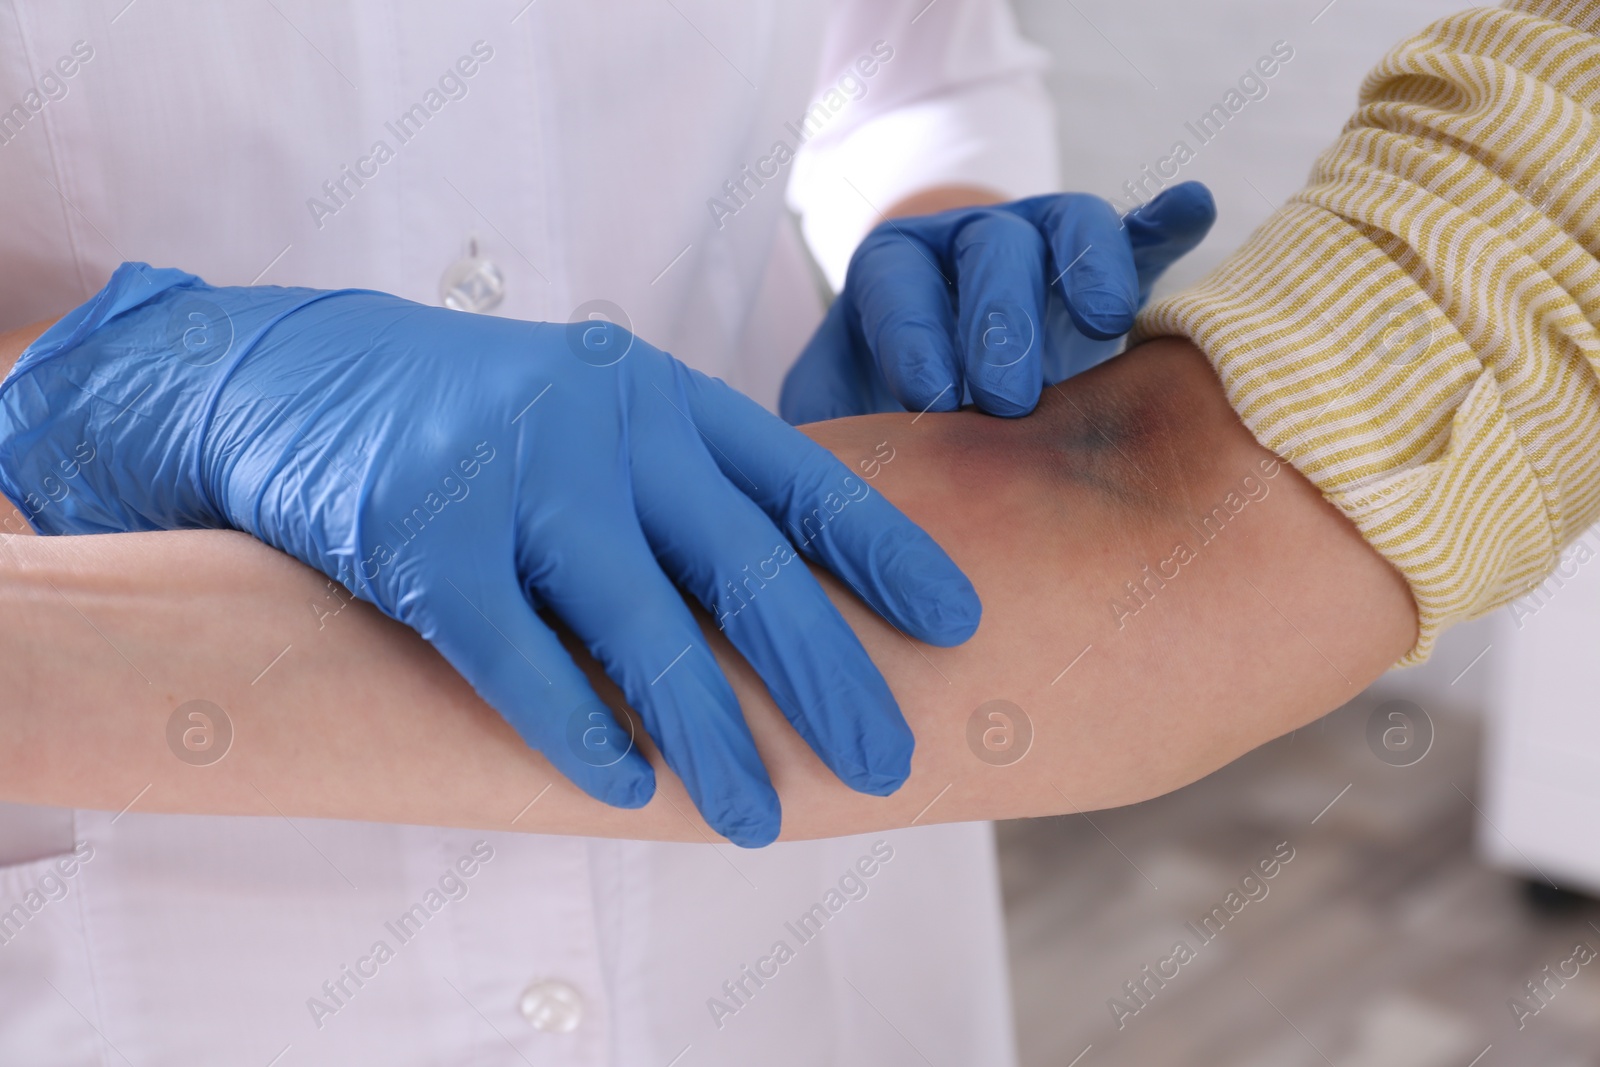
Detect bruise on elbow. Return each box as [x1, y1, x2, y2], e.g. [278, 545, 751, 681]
[932, 338, 1239, 518]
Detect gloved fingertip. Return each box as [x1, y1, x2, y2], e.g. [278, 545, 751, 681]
[965, 383, 1037, 419]
[880, 545, 982, 646]
[725, 822, 780, 850]
[880, 325, 960, 414]
[843, 761, 911, 798]
[917, 577, 983, 646]
[664, 669, 783, 846]
[1135, 182, 1218, 239]
[711, 797, 782, 848]
[898, 379, 962, 415]
[1073, 292, 1139, 340]
[598, 762, 656, 810]
[1163, 180, 1218, 218]
[815, 684, 914, 796]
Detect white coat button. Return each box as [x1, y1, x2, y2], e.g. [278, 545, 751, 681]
[518, 979, 584, 1033]
[440, 236, 505, 314]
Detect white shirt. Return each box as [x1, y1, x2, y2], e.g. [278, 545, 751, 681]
[0, 3, 1058, 1064]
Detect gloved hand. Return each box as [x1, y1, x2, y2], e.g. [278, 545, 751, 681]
[0, 264, 983, 847]
[780, 182, 1217, 423]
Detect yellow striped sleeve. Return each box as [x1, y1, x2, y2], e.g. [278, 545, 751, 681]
[1133, 0, 1600, 664]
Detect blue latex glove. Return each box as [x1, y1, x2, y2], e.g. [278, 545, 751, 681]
[780, 182, 1217, 423]
[0, 264, 983, 847]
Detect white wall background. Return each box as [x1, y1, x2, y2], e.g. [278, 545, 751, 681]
[1010, 0, 1503, 711]
[1012, 0, 1464, 288]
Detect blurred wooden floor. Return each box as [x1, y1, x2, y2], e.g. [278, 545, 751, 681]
[999, 694, 1600, 1067]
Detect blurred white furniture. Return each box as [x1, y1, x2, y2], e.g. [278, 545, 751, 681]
[1483, 531, 1600, 896]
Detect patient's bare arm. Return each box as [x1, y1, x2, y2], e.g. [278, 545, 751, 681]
[0, 336, 1416, 842]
